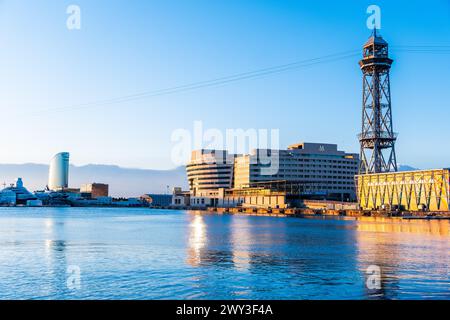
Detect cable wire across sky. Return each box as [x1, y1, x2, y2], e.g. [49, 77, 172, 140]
[29, 45, 450, 116]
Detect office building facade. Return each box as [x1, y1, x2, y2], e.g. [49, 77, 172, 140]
[186, 143, 359, 206]
[234, 143, 359, 201]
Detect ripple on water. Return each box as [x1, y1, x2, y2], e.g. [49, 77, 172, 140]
[0, 208, 448, 300]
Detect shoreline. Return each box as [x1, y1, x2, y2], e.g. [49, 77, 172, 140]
[2, 205, 449, 220]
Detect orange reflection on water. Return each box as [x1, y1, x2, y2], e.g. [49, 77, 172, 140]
[354, 217, 449, 236]
[354, 217, 449, 299]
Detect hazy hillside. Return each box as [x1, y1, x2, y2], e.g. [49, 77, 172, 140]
[398, 165, 419, 171]
[0, 164, 188, 197]
[0, 163, 422, 198]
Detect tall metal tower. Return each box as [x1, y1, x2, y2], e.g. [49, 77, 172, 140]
[358, 29, 398, 174]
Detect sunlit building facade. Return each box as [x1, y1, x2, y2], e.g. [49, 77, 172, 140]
[186, 143, 359, 207]
[48, 152, 70, 191]
[234, 143, 359, 201]
[356, 169, 450, 212]
[186, 150, 235, 207]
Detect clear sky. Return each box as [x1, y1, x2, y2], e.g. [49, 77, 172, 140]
[0, 0, 449, 170]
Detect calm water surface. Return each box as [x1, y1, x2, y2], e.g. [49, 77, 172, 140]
[0, 207, 448, 300]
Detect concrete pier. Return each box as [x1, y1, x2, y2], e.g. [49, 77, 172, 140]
[201, 207, 450, 219]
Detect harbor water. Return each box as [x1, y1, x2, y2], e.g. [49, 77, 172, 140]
[0, 207, 448, 300]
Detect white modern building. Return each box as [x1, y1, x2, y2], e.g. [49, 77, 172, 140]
[234, 142, 359, 201]
[185, 142, 359, 207]
[186, 149, 235, 207]
[48, 152, 70, 191]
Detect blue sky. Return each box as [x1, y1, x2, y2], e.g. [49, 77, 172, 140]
[0, 0, 449, 169]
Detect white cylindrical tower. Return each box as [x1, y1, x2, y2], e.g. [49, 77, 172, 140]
[48, 152, 70, 191]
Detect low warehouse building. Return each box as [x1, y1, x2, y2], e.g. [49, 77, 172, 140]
[356, 169, 450, 212]
[218, 187, 287, 209]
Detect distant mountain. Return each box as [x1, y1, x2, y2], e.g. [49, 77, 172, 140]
[0, 162, 421, 197]
[398, 165, 419, 172]
[0, 164, 188, 197]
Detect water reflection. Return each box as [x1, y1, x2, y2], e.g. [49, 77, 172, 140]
[1, 208, 448, 299]
[187, 214, 291, 271]
[355, 217, 449, 236]
[42, 218, 69, 298]
[355, 218, 450, 300]
[230, 217, 251, 272]
[186, 214, 207, 266]
[185, 214, 449, 299]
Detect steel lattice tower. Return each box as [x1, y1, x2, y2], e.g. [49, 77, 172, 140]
[358, 29, 398, 174]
